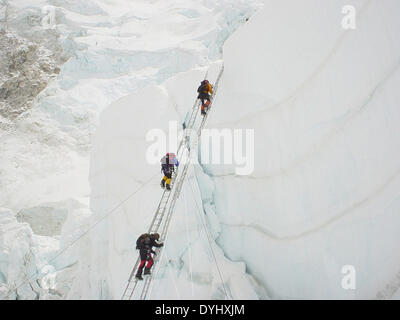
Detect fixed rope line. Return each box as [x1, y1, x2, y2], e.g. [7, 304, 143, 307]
[121, 72, 208, 299]
[121, 70, 210, 300]
[187, 170, 230, 300]
[122, 65, 224, 300]
[140, 66, 225, 300]
[139, 112, 199, 299]
[2, 171, 159, 300]
[183, 186, 195, 298]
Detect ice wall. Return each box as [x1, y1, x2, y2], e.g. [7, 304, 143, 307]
[0, 0, 261, 299]
[0, 208, 61, 299]
[203, 0, 400, 299]
[88, 64, 261, 299]
[0, 0, 260, 213]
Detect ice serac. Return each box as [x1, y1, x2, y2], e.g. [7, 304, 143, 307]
[0, 209, 35, 299]
[0, 208, 41, 299]
[204, 0, 400, 299]
[89, 62, 261, 299]
[0, 0, 261, 299]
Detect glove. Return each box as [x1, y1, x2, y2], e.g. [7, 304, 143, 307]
[159, 243, 164, 247]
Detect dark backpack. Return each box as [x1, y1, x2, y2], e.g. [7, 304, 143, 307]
[197, 83, 207, 94]
[136, 233, 150, 249]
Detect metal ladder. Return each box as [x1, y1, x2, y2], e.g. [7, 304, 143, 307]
[138, 65, 225, 300]
[121, 76, 206, 301]
[121, 65, 224, 300]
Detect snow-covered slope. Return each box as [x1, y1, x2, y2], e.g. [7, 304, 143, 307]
[1, 0, 259, 212]
[88, 62, 263, 300]
[0, 0, 261, 299]
[2, 0, 400, 300]
[49, 0, 400, 300]
[88, 0, 400, 299]
[204, 0, 400, 299]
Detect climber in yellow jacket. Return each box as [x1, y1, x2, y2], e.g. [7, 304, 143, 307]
[197, 80, 213, 115]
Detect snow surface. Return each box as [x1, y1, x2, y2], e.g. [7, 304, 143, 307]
[2, 0, 400, 300]
[0, 0, 261, 299]
[89, 0, 400, 299]
[89, 62, 263, 299]
[204, 0, 400, 299]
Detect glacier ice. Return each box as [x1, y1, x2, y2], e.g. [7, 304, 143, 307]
[203, 0, 400, 299]
[2, 0, 400, 300]
[0, 0, 262, 299]
[88, 60, 264, 299]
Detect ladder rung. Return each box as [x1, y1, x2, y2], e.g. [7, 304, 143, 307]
[122, 66, 224, 300]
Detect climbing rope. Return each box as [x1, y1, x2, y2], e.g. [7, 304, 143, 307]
[122, 65, 225, 300]
[1, 171, 159, 300]
[187, 169, 231, 300]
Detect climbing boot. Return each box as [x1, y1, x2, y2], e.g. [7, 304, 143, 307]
[161, 179, 166, 188]
[135, 269, 143, 280]
[144, 268, 151, 276]
[166, 183, 171, 190]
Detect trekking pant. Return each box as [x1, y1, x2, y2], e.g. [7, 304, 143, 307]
[162, 171, 172, 185]
[199, 93, 211, 114]
[200, 96, 210, 107]
[137, 249, 154, 276]
[201, 99, 211, 112]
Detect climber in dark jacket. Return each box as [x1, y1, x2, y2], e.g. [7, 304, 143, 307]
[135, 233, 164, 280]
[197, 79, 213, 115]
[160, 153, 179, 190]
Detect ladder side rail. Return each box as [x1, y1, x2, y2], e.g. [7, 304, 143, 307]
[122, 68, 217, 300]
[140, 65, 225, 300]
